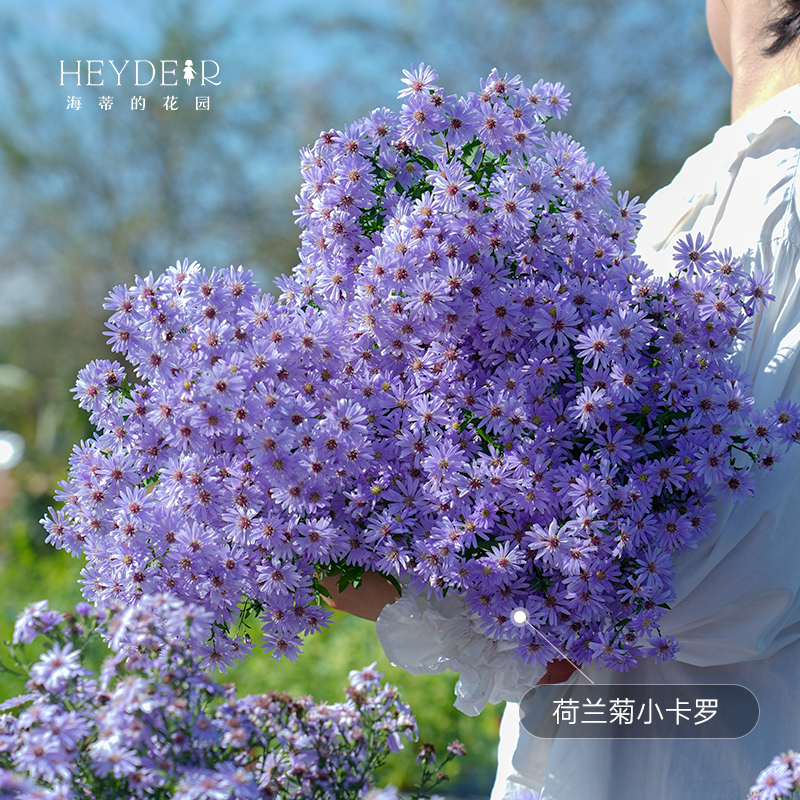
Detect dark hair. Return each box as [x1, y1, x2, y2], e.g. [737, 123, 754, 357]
[764, 0, 800, 56]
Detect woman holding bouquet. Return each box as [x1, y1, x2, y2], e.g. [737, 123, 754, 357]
[326, 1, 800, 797]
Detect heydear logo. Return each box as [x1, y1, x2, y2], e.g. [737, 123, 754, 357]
[59, 59, 221, 86]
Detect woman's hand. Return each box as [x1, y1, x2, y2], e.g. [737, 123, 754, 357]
[319, 571, 401, 621]
[536, 658, 578, 685]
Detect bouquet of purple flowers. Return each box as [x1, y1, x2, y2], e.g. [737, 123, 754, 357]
[44, 65, 800, 673]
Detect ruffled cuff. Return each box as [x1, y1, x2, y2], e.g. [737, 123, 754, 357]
[376, 591, 544, 716]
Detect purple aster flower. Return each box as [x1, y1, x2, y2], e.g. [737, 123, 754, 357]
[572, 386, 607, 431]
[576, 323, 614, 370]
[642, 635, 681, 663]
[348, 662, 383, 692]
[446, 739, 467, 757]
[543, 81, 570, 118]
[772, 398, 800, 443]
[13, 730, 73, 784]
[13, 602, 65, 645]
[745, 266, 776, 313]
[695, 446, 731, 485]
[428, 161, 474, 213]
[29, 643, 84, 693]
[398, 63, 439, 98]
[673, 232, 713, 274]
[88, 739, 141, 780]
[262, 631, 303, 662]
[718, 471, 758, 502]
[744, 409, 776, 451]
[749, 762, 794, 799]
[490, 173, 535, 232]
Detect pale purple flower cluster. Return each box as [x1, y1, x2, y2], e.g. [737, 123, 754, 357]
[364, 791, 448, 800]
[43, 65, 800, 672]
[745, 751, 800, 799]
[363, 790, 447, 800]
[504, 792, 546, 800]
[0, 596, 419, 800]
[43, 259, 354, 667]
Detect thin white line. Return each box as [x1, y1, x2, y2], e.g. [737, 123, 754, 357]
[526, 620, 596, 685]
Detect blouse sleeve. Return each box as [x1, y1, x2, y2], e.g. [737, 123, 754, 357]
[636, 108, 800, 667]
[376, 590, 544, 716]
[654, 235, 800, 666]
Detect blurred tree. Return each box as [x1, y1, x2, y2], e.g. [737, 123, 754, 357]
[0, 0, 729, 323]
[0, 0, 304, 558]
[0, 2, 296, 323]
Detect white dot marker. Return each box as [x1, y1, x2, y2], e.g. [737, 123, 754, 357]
[510, 607, 530, 626]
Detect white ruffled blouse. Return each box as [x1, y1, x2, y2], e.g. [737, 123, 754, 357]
[376, 585, 545, 716]
[377, 84, 800, 799]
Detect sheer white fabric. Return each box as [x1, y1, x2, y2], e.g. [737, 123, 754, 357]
[377, 590, 545, 716]
[377, 84, 800, 799]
